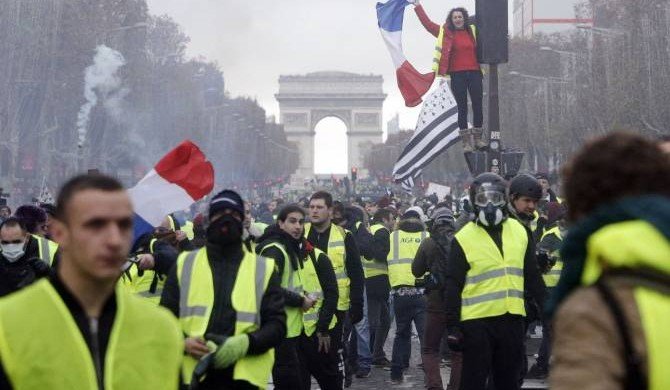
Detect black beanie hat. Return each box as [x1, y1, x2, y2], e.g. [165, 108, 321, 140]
[208, 190, 244, 220]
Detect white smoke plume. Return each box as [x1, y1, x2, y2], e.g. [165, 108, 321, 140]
[76, 45, 127, 148]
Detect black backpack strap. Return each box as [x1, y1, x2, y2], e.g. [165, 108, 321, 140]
[594, 278, 648, 390]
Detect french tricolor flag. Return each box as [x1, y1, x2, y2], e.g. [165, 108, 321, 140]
[377, 0, 435, 107]
[129, 140, 214, 241]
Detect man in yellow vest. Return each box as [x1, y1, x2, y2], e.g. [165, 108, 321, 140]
[387, 207, 428, 384]
[366, 208, 395, 367]
[0, 217, 51, 297]
[444, 173, 546, 390]
[258, 204, 340, 390]
[0, 174, 183, 389]
[305, 191, 365, 387]
[548, 132, 670, 389]
[14, 204, 60, 267]
[507, 173, 545, 240]
[160, 190, 286, 389]
[527, 202, 566, 380]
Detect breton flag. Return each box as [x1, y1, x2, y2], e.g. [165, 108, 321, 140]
[393, 81, 461, 187]
[401, 169, 422, 194]
[129, 140, 214, 242]
[376, 0, 435, 107]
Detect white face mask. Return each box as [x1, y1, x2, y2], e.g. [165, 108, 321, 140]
[1, 243, 25, 263]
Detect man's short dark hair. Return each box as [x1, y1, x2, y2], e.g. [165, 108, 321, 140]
[372, 208, 394, 224]
[310, 191, 333, 208]
[562, 132, 670, 221]
[276, 204, 306, 222]
[55, 174, 125, 221]
[0, 217, 27, 233]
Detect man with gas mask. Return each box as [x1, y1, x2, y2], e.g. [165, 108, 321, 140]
[0, 217, 50, 297]
[508, 174, 545, 241]
[160, 190, 286, 389]
[443, 173, 546, 390]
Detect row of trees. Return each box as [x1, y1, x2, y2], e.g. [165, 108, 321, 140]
[365, 0, 669, 181]
[0, 0, 297, 203]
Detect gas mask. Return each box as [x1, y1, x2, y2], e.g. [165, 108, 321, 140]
[207, 214, 243, 247]
[1, 242, 26, 262]
[474, 190, 507, 227]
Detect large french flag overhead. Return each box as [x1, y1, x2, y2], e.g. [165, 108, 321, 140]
[129, 140, 214, 241]
[377, 0, 435, 107]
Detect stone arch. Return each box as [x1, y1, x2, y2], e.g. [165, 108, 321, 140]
[276, 71, 386, 180]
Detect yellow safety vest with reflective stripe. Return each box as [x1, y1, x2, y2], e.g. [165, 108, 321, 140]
[181, 220, 195, 240]
[0, 279, 182, 390]
[362, 224, 389, 279]
[121, 239, 165, 304]
[258, 242, 303, 338]
[305, 223, 351, 311]
[540, 226, 563, 288]
[456, 219, 528, 321]
[33, 234, 58, 266]
[302, 248, 338, 337]
[579, 220, 670, 390]
[388, 230, 426, 288]
[176, 248, 275, 388]
[433, 24, 478, 75]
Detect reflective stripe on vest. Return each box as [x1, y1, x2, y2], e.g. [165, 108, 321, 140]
[177, 248, 275, 388]
[540, 226, 564, 287]
[0, 279, 182, 389]
[433, 24, 478, 75]
[302, 248, 338, 336]
[260, 242, 303, 338]
[362, 224, 389, 278]
[306, 223, 351, 311]
[388, 230, 426, 288]
[456, 219, 528, 321]
[34, 235, 57, 266]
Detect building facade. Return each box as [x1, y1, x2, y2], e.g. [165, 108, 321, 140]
[513, 0, 593, 38]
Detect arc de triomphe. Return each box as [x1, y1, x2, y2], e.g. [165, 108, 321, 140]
[275, 71, 386, 179]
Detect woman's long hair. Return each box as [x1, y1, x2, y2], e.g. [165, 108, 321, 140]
[446, 7, 471, 32]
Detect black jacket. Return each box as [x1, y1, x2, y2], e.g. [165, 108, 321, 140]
[160, 241, 286, 388]
[366, 226, 391, 299]
[444, 220, 546, 328]
[306, 224, 364, 314]
[412, 235, 450, 312]
[0, 238, 50, 297]
[0, 274, 117, 390]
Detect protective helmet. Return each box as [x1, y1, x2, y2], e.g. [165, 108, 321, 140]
[469, 173, 508, 227]
[508, 174, 543, 201]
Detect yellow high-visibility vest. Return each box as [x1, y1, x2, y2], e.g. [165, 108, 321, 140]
[362, 224, 389, 279]
[540, 226, 563, 288]
[258, 242, 304, 338]
[176, 248, 275, 389]
[579, 219, 670, 389]
[302, 248, 338, 337]
[120, 239, 165, 304]
[305, 223, 351, 311]
[388, 230, 426, 288]
[181, 220, 195, 240]
[33, 234, 58, 266]
[0, 279, 182, 389]
[433, 24, 478, 75]
[456, 219, 528, 321]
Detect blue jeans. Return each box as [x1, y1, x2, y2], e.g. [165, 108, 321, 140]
[390, 293, 426, 379]
[349, 289, 373, 372]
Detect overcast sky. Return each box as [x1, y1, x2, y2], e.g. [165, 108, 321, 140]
[145, 0, 513, 172]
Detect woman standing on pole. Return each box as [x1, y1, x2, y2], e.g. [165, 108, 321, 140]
[411, 0, 486, 152]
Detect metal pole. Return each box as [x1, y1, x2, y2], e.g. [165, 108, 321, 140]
[488, 64, 502, 174]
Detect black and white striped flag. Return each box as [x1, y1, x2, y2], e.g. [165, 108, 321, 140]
[393, 81, 460, 189]
[400, 169, 422, 194]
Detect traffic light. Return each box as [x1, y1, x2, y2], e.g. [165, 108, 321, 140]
[351, 167, 358, 182]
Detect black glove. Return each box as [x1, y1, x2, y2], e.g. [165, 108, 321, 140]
[349, 305, 363, 325]
[447, 326, 464, 352]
